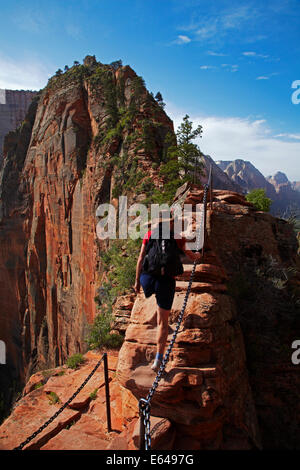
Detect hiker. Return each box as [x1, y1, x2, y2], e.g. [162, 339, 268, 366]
[134, 215, 202, 371]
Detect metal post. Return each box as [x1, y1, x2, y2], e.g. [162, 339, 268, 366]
[139, 399, 147, 450]
[210, 166, 213, 210]
[201, 165, 212, 258]
[103, 352, 112, 433]
[200, 184, 207, 259]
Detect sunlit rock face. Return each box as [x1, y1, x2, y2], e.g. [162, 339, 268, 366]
[0, 60, 173, 418]
[117, 185, 300, 449]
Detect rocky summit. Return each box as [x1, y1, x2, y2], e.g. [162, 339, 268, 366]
[0, 58, 173, 416]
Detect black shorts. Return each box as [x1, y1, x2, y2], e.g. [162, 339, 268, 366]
[140, 272, 176, 310]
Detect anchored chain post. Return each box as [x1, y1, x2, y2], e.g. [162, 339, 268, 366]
[103, 352, 112, 433]
[139, 166, 212, 450]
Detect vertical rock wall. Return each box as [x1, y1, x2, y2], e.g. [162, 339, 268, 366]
[0, 63, 174, 419]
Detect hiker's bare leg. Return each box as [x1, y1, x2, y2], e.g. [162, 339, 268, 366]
[156, 306, 170, 356]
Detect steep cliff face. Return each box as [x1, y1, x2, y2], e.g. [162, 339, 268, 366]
[116, 186, 299, 449]
[0, 186, 299, 449]
[203, 188, 300, 449]
[0, 59, 174, 418]
[117, 189, 261, 449]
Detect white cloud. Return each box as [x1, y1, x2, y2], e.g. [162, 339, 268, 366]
[200, 63, 238, 72]
[275, 133, 300, 140]
[222, 5, 253, 29]
[172, 35, 191, 45]
[200, 65, 216, 70]
[207, 51, 227, 56]
[221, 64, 239, 72]
[185, 5, 258, 44]
[243, 51, 270, 58]
[165, 102, 300, 181]
[0, 54, 53, 90]
[196, 22, 218, 39]
[243, 51, 257, 56]
[256, 72, 279, 80]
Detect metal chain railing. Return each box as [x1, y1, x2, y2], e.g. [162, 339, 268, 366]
[13, 352, 110, 450]
[139, 166, 212, 450]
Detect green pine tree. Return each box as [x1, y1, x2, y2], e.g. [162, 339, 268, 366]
[176, 114, 204, 182]
[154, 116, 204, 203]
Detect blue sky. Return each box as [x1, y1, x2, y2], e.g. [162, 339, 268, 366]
[0, 0, 299, 179]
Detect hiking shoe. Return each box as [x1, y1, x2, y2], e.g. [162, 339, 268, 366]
[151, 358, 162, 372]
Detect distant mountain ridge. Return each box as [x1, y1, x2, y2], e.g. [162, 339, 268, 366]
[215, 159, 300, 216]
[292, 181, 300, 192]
[200, 154, 243, 192]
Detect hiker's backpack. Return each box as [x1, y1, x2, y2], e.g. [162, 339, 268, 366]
[142, 231, 184, 277]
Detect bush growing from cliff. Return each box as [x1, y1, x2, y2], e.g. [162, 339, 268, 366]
[87, 239, 140, 350]
[48, 391, 61, 405]
[246, 188, 272, 212]
[100, 239, 140, 296]
[89, 389, 98, 400]
[111, 153, 146, 198]
[86, 308, 123, 350]
[34, 382, 43, 390]
[66, 353, 85, 369]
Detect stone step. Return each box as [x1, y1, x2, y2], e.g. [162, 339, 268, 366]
[175, 281, 227, 293]
[177, 264, 228, 282]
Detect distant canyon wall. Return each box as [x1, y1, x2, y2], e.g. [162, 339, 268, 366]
[216, 159, 300, 216]
[0, 89, 37, 166]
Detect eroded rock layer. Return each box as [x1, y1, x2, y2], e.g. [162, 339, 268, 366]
[0, 61, 173, 416]
[0, 187, 299, 449]
[117, 187, 300, 449]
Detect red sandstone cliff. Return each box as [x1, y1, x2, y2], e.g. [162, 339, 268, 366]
[0, 59, 173, 417]
[1, 188, 299, 449]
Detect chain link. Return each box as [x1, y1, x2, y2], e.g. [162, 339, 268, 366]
[13, 355, 105, 450]
[139, 178, 211, 450]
